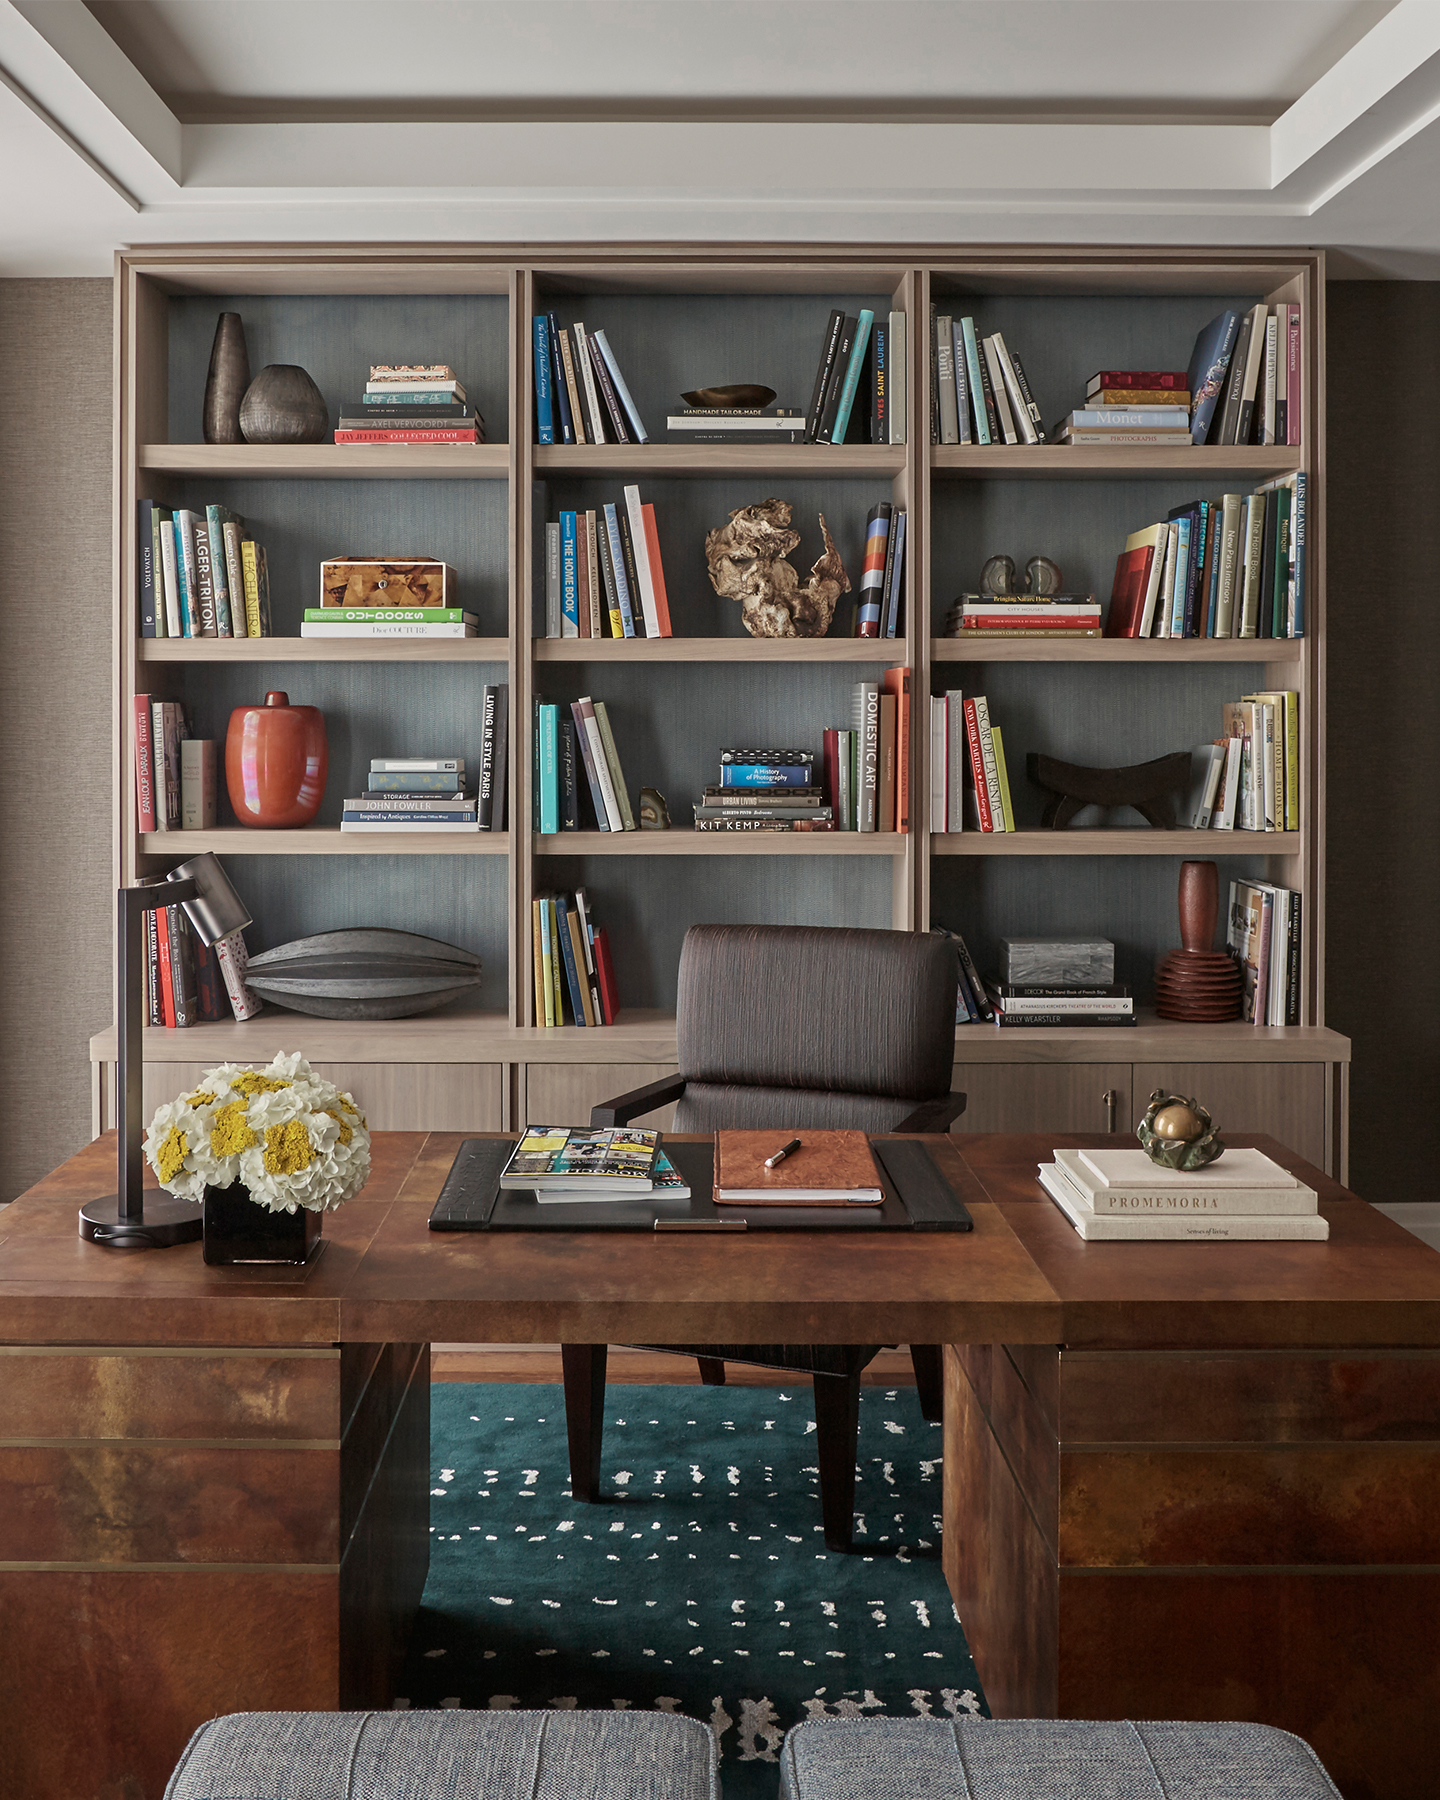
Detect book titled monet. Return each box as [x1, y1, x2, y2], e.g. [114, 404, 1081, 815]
[499, 1126, 660, 1192]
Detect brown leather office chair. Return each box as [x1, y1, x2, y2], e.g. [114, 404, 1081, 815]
[561, 922, 965, 1551]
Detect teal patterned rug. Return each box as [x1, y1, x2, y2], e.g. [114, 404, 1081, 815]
[397, 1381, 987, 1797]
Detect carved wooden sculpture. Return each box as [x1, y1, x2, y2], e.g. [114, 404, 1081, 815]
[705, 498, 850, 637]
[1154, 859, 1243, 1021]
[1026, 749, 1192, 829]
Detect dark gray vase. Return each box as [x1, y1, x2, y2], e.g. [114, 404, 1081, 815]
[239, 364, 329, 444]
[242, 927, 483, 1020]
[202, 312, 250, 444]
[201, 1184, 322, 1265]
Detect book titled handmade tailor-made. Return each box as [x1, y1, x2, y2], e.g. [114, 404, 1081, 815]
[1039, 1145, 1328, 1241]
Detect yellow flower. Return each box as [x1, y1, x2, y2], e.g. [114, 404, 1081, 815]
[323, 1107, 353, 1147]
[187, 1089, 216, 1106]
[155, 1125, 189, 1184]
[210, 1100, 259, 1158]
[263, 1119, 315, 1175]
[231, 1072, 293, 1098]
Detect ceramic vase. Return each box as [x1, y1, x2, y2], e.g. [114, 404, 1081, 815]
[202, 313, 251, 444]
[201, 1184, 322, 1266]
[239, 364, 329, 444]
[225, 690, 328, 827]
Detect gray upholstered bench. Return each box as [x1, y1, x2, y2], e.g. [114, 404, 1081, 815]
[780, 1717, 1344, 1798]
[164, 1710, 719, 1800]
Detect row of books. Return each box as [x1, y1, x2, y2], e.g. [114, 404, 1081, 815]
[1039, 1145, 1326, 1241]
[533, 315, 648, 446]
[829, 674, 913, 832]
[935, 928, 1135, 1028]
[138, 867, 261, 1028]
[929, 311, 1046, 446]
[535, 697, 635, 833]
[1229, 879, 1304, 1027]
[137, 500, 272, 638]
[1186, 690, 1300, 835]
[341, 718, 509, 835]
[543, 489, 672, 638]
[1186, 304, 1303, 447]
[1106, 475, 1306, 639]
[929, 691, 1015, 833]
[804, 308, 906, 445]
[133, 697, 216, 832]
[333, 363, 485, 445]
[695, 748, 832, 833]
[531, 889, 621, 1027]
[943, 593, 1100, 639]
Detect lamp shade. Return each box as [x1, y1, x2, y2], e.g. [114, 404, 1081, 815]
[166, 853, 252, 945]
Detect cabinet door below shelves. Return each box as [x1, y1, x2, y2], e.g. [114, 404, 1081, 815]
[1132, 1063, 1328, 1170]
[523, 1063, 680, 1131]
[132, 1061, 503, 1133]
[949, 1064, 1132, 1137]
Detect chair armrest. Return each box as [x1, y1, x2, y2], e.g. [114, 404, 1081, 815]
[893, 1091, 966, 1134]
[589, 1075, 688, 1127]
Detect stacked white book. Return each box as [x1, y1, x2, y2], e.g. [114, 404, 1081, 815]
[1038, 1146, 1327, 1241]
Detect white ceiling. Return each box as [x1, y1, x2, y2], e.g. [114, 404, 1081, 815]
[3, 0, 1440, 276]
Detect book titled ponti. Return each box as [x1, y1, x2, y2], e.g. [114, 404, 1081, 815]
[713, 1130, 884, 1205]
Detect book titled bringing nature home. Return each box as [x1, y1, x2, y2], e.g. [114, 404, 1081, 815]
[499, 1126, 660, 1192]
[713, 1129, 884, 1205]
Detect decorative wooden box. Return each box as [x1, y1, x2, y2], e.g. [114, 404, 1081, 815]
[319, 557, 456, 608]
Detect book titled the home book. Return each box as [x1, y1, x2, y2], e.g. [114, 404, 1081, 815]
[713, 1130, 884, 1205]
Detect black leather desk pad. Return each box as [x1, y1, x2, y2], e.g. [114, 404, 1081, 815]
[428, 1138, 972, 1233]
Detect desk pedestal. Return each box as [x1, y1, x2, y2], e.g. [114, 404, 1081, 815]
[0, 1340, 429, 1800]
[944, 1342, 1440, 1800]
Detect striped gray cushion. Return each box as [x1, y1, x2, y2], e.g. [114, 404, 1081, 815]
[165, 1710, 719, 1800]
[779, 1718, 1344, 1800]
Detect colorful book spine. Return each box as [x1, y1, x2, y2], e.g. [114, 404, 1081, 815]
[641, 504, 672, 637]
[592, 328, 649, 444]
[623, 485, 661, 637]
[133, 694, 157, 832]
[962, 697, 993, 831]
[537, 896, 556, 1026]
[829, 308, 874, 445]
[593, 701, 636, 830]
[137, 500, 159, 637]
[560, 511, 579, 638]
[856, 504, 891, 638]
[959, 318, 990, 445]
[602, 503, 636, 637]
[883, 510, 906, 639]
[538, 704, 560, 834]
[546, 311, 574, 445]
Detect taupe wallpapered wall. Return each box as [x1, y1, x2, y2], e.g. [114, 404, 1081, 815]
[0, 277, 1431, 1202]
[0, 280, 113, 1202]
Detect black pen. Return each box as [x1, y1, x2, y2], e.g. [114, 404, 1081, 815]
[764, 1136, 802, 1169]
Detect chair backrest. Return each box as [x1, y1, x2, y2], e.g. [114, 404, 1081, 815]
[675, 924, 958, 1111]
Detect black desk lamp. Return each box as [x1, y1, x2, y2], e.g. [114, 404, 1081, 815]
[80, 853, 253, 1249]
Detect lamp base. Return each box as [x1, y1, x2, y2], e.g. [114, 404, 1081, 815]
[79, 1193, 204, 1249]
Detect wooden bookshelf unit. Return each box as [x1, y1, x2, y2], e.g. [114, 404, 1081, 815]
[93, 245, 1348, 1175]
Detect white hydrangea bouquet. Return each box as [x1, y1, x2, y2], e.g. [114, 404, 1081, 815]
[144, 1052, 371, 1213]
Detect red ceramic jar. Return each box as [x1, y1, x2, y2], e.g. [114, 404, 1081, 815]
[225, 691, 328, 827]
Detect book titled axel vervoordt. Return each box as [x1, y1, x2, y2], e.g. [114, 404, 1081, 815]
[714, 1129, 884, 1205]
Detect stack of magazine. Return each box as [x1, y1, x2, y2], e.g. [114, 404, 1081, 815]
[1037, 1145, 1327, 1241]
[499, 1127, 689, 1201]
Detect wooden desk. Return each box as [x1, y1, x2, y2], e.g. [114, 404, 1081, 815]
[2, 1131, 1437, 1800]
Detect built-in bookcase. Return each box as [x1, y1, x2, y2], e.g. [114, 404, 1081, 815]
[97, 246, 1347, 1172]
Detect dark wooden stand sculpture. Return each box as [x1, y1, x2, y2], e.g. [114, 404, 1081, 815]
[1027, 749, 1191, 828]
[1154, 859, 1243, 1021]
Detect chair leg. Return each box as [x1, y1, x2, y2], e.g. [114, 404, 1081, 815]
[909, 1344, 944, 1423]
[812, 1372, 861, 1552]
[560, 1343, 608, 1502]
[696, 1357, 727, 1386]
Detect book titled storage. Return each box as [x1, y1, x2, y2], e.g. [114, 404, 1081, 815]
[713, 1129, 884, 1205]
[500, 1126, 659, 1192]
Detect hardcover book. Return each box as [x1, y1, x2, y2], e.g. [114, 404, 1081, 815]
[713, 1129, 884, 1204]
[500, 1126, 659, 1192]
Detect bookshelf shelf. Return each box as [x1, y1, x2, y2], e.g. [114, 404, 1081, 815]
[139, 443, 510, 480]
[930, 829, 1301, 858]
[931, 637, 1304, 664]
[534, 444, 904, 478]
[533, 831, 906, 856]
[141, 829, 510, 856]
[534, 637, 904, 664]
[141, 637, 512, 664]
[930, 445, 1304, 481]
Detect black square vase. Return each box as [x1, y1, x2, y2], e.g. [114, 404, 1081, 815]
[202, 1184, 323, 1265]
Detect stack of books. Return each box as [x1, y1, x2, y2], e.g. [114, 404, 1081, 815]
[928, 691, 1016, 833]
[499, 1126, 688, 1196]
[930, 312, 1046, 446]
[1038, 1145, 1326, 1241]
[1184, 690, 1300, 835]
[1106, 475, 1306, 640]
[334, 366, 484, 445]
[342, 724, 509, 833]
[137, 864, 261, 1029]
[302, 608, 478, 640]
[805, 308, 905, 445]
[932, 925, 995, 1025]
[696, 750, 832, 833]
[543, 488, 672, 638]
[1229, 878, 1303, 1026]
[137, 499, 271, 638]
[530, 889, 621, 1027]
[816, 673, 912, 833]
[1056, 370, 1193, 446]
[666, 406, 807, 445]
[533, 314, 648, 445]
[1185, 304, 1303, 447]
[536, 696, 635, 834]
[987, 936, 1132, 1029]
[943, 593, 1100, 638]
